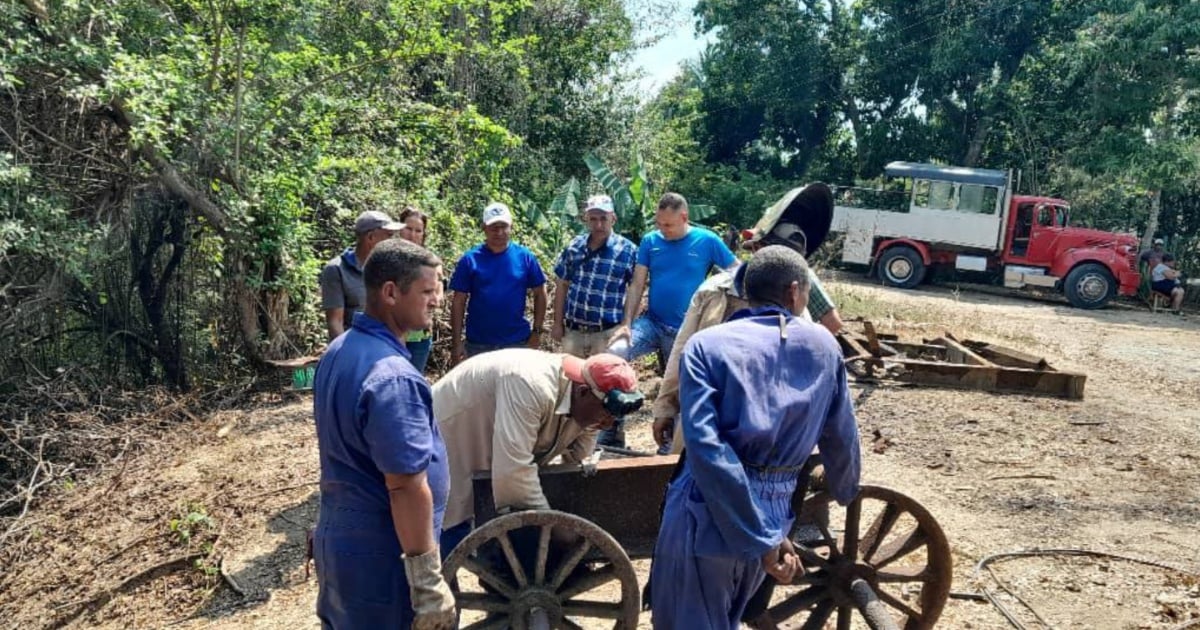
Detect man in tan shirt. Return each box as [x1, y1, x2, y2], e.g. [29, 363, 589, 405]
[433, 349, 640, 553]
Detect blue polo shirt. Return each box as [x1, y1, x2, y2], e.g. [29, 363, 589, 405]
[638, 227, 736, 328]
[450, 243, 548, 345]
[313, 312, 449, 533]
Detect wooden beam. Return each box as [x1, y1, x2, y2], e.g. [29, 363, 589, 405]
[961, 340, 1050, 370]
[932, 336, 994, 366]
[890, 358, 1085, 400]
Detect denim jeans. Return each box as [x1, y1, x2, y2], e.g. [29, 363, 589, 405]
[600, 315, 679, 448]
[406, 337, 432, 373]
[440, 520, 473, 560]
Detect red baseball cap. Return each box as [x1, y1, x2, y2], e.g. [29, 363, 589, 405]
[562, 353, 638, 394]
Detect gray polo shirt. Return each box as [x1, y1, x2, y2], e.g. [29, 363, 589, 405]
[319, 248, 365, 329]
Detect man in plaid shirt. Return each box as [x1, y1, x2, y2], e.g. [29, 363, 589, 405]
[550, 195, 638, 359]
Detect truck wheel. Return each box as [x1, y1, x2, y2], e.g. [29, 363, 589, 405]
[1064, 263, 1114, 309]
[878, 246, 926, 289]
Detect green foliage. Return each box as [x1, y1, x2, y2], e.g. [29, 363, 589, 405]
[168, 502, 215, 546]
[583, 150, 717, 242]
[2, 0, 638, 389]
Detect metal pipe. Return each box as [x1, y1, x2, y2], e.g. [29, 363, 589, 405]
[850, 578, 901, 630]
[528, 607, 551, 630]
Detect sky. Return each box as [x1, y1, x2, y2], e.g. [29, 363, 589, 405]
[627, 1, 711, 95]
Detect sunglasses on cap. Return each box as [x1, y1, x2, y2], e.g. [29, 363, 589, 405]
[581, 369, 645, 416]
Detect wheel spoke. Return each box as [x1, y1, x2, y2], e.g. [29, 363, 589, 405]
[497, 530, 529, 588]
[457, 592, 511, 613]
[556, 618, 585, 630]
[560, 600, 623, 619]
[557, 564, 619, 599]
[463, 616, 511, 630]
[874, 587, 924, 624]
[842, 496, 862, 561]
[794, 568, 830, 587]
[875, 565, 931, 584]
[770, 585, 831, 620]
[535, 524, 552, 585]
[836, 604, 852, 630]
[462, 556, 519, 599]
[859, 502, 901, 564]
[799, 599, 835, 630]
[549, 538, 592, 591]
[794, 544, 832, 571]
[870, 527, 927, 570]
[816, 521, 841, 559]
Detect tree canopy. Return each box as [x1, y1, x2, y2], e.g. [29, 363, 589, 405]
[3, 0, 1199, 393]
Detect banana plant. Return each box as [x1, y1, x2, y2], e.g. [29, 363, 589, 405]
[583, 151, 716, 242]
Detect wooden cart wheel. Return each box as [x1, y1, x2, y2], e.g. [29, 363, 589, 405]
[766, 485, 952, 630]
[443, 509, 641, 630]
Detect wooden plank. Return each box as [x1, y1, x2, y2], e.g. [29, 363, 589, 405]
[961, 341, 1050, 371]
[886, 341, 949, 360]
[889, 358, 1085, 400]
[863, 321, 883, 357]
[932, 336, 993, 366]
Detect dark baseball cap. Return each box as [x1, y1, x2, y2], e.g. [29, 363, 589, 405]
[354, 210, 404, 234]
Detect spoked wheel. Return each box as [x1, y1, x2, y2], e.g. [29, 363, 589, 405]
[766, 486, 952, 629]
[443, 510, 641, 630]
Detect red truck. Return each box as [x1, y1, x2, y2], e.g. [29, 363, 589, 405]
[830, 162, 1141, 309]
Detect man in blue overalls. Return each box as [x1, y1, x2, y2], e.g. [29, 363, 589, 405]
[650, 245, 862, 629]
[312, 238, 456, 629]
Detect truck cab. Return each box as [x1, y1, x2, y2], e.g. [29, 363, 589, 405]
[830, 162, 1141, 309]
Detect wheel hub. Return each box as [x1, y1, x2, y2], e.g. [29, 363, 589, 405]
[889, 259, 913, 281]
[1077, 274, 1106, 300]
[512, 588, 562, 630]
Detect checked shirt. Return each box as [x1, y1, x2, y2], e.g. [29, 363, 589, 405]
[553, 232, 638, 327]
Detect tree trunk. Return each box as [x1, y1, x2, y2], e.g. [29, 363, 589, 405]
[963, 115, 992, 167]
[1142, 189, 1161, 251]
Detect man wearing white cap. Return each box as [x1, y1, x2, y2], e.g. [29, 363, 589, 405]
[551, 194, 638, 358]
[1140, 237, 1167, 269]
[448, 202, 548, 366]
[319, 210, 404, 340]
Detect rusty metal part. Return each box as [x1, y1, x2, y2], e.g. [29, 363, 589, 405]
[472, 455, 678, 557]
[443, 510, 641, 630]
[840, 322, 1086, 399]
[768, 486, 953, 630]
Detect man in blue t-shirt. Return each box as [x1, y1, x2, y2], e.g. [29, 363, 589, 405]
[449, 202, 549, 366]
[604, 192, 736, 446]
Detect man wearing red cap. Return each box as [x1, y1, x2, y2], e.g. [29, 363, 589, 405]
[431, 349, 642, 554]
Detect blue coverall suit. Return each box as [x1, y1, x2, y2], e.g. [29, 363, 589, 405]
[650, 306, 862, 629]
[312, 313, 451, 629]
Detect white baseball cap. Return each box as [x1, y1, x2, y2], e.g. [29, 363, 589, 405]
[584, 195, 615, 214]
[482, 202, 513, 226]
[1153, 238, 1165, 245]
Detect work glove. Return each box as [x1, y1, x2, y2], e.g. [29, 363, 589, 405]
[403, 547, 456, 630]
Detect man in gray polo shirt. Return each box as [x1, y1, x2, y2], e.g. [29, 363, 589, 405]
[319, 210, 403, 340]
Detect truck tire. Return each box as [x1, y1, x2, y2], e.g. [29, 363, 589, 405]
[1064, 263, 1114, 309]
[878, 246, 926, 289]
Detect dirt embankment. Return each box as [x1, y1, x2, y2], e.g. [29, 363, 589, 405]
[2, 280, 1198, 629]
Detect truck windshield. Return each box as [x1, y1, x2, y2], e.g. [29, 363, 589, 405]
[1055, 205, 1070, 227]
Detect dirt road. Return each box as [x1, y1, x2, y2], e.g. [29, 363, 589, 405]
[3, 280, 1198, 629]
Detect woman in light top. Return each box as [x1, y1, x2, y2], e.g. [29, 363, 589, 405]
[398, 206, 436, 371]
